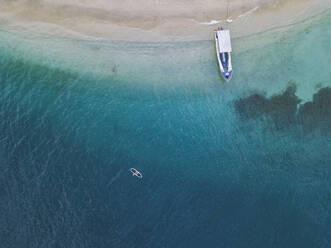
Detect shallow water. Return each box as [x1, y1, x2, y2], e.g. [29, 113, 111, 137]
[0, 10, 330, 248]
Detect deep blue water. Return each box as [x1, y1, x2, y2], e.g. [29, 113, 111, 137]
[0, 11, 331, 248]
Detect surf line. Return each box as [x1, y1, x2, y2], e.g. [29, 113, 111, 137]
[238, 6, 259, 18]
[200, 20, 223, 25]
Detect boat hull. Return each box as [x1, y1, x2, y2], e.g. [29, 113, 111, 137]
[214, 29, 233, 82]
[222, 71, 232, 82]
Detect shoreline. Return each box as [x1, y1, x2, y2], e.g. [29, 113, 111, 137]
[0, 0, 330, 42]
[0, 3, 329, 104]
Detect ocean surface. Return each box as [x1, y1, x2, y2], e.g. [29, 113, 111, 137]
[0, 10, 330, 248]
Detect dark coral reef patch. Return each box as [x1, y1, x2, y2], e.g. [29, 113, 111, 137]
[297, 87, 331, 134]
[234, 85, 331, 134]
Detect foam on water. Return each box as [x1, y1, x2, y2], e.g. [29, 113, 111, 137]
[238, 6, 259, 18]
[199, 20, 223, 25]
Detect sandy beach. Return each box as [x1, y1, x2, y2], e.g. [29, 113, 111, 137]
[0, 0, 330, 41]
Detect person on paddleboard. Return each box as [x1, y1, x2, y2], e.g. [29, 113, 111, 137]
[130, 168, 143, 179]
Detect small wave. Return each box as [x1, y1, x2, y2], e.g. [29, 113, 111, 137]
[107, 169, 123, 187]
[238, 6, 259, 18]
[199, 20, 222, 26]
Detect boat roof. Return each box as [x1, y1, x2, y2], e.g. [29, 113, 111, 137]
[216, 30, 232, 52]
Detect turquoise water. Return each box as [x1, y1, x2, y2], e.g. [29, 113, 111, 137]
[0, 10, 330, 248]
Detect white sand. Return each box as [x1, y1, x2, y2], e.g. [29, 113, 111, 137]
[0, 0, 329, 41]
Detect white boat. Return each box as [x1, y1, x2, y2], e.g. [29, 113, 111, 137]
[214, 27, 233, 82]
